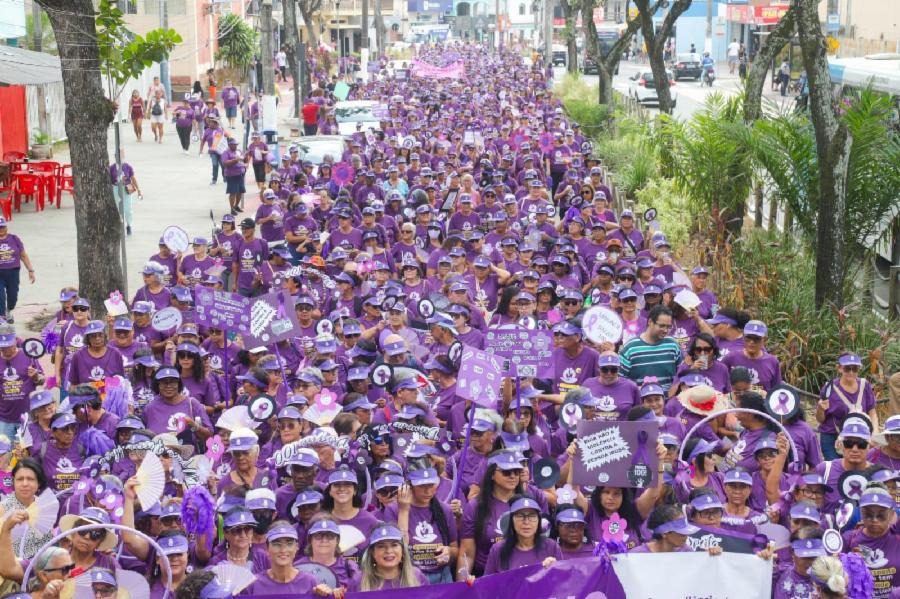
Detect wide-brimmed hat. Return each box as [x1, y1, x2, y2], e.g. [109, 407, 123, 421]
[60, 507, 118, 551]
[677, 385, 728, 416]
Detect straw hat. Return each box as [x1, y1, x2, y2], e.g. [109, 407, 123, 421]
[678, 384, 729, 416]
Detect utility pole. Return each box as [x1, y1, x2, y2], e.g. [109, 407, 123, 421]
[261, 0, 275, 95]
[495, 0, 500, 48]
[544, 0, 554, 68]
[159, 0, 171, 102]
[361, 0, 369, 78]
[705, 0, 713, 53]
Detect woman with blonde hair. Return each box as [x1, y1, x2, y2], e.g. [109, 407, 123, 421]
[808, 555, 849, 599]
[349, 524, 427, 591]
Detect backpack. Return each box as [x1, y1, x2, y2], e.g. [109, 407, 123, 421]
[151, 100, 163, 116]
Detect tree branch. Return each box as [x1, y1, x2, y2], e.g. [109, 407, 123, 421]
[743, 6, 796, 123]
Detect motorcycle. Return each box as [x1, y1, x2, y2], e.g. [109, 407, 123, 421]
[702, 67, 716, 87]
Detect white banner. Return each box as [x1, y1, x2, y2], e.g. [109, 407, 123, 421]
[612, 552, 773, 598]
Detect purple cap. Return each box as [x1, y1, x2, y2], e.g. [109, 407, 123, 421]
[407, 467, 440, 487]
[370, 525, 403, 543]
[552, 321, 581, 336]
[688, 439, 719, 462]
[471, 418, 497, 433]
[307, 519, 340, 536]
[51, 412, 77, 429]
[618, 288, 638, 301]
[266, 524, 299, 543]
[754, 437, 778, 454]
[116, 416, 144, 431]
[374, 473, 404, 491]
[29, 390, 55, 411]
[640, 383, 664, 398]
[707, 313, 737, 326]
[859, 490, 895, 509]
[691, 266, 709, 276]
[223, 508, 257, 528]
[499, 431, 530, 452]
[792, 538, 827, 558]
[488, 451, 521, 470]
[132, 301, 153, 314]
[160, 503, 182, 519]
[509, 496, 540, 514]
[797, 472, 833, 491]
[158, 534, 190, 555]
[839, 420, 871, 441]
[597, 354, 621, 368]
[743, 320, 768, 337]
[327, 469, 358, 486]
[837, 353, 862, 368]
[0, 332, 17, 349]
[555, 508, 585, 524]
[88, 569, 117, 587]
[292, 490, 324, 513]
[653, 517, 699, 536]
[681, 373, 708, 388]
[85, 320, 105, 335]
[227, 432, 258, 452]
[690, 494, 723, 512]
[789, 502, 821, 523]
[59, 289, 78, 302]
[384, 340, 407, 356]
[723, 469, 753, 486]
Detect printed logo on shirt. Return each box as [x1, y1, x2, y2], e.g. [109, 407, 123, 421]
[858, 545, 889, 569]
[215, 462, 232, 478]
[2, 367, 19, 383]
[0, 243, 16, 264]
[747, 368, 760, 385]
[89, 366, 105, 381]
[561, 367, 578, 384]
[56, 457, 76, 474]
[413, 521, 437, 543]
[70, 334, 85, 349]
[167, 412, 189, 432]
[209, 355, 223, 371]
[779, 579, 811, 598]
[596, 395, 616, 412]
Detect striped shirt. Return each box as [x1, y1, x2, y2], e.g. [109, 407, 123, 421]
[619, 336, 683, 391]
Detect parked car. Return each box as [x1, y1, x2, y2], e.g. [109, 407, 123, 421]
[627, 69, 678, 107]
[671, 53, 702, 80]
[293, 135, 346, 167]
[552, 44, 567, 66]
[333, 100, 382, 136]
[582, 54, 619, 76]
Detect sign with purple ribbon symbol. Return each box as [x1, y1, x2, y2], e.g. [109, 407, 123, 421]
[193, 288, 300, 346]
[484, 329, 555, 378]
[457, 346, 503, 408]
[538, 132, 554, 153]
[573, 420, 659, 489]
[765, 385, 801, 420]
[582, 306, 624, 345]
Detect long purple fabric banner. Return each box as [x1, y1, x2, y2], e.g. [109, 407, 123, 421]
[245, 556, 626, 598]
[410, 59, 465, 79]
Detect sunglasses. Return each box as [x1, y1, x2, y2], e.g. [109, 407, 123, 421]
[72, 306, 90, 312]
[77, 529, 106, 541]
[228, 526, 254, 535]
[499, 468, 523, 478]
[843, 439, 869, 450]
[600, 367, 619, 374]
[561, 300, 581, 306]
[176, 352, 195, 360]
[376, 487, 398, 497]
[694, 346, 714, 354]
[745, 335, 763, 342]
[44, 564, 75, 576]
[843, 365, 860, 372]
[622, 297, 638, 303]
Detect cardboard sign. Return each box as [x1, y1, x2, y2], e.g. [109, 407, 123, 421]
[193, 288, 301, 346]
[151, 307, 183, 332]
[333, 82, 350, 101]
[572, 420, 659, 489]
[103, 291, 129, 317]
[161, 226, 190, 253]
[484, 328, 555, 378]
[457, 346, 503, 408]
[582, 305, 623, 345]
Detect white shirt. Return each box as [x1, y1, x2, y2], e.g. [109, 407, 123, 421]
[728, 42, 740, 57]
[276, 51, 287, 67]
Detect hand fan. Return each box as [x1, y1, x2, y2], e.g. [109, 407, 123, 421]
[12, 488, 59, 541]
[216, 405, 258, 431]
[134, 451, 165, 510]
[757, 522, 791, 550]
[211, 563, 257, 595]
[18, 413, 32, 449]
[297, 563, 338, 587]
[115, 570, 151, 599]
[338, 524, 366, 554]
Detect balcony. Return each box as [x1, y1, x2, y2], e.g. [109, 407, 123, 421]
[331, 0, 394, 16]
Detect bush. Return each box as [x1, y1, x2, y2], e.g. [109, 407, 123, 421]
[633, 178, 692, 250]
[559, 73, 611, 136]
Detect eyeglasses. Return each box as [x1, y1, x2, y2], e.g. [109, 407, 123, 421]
[499, 469, 523, 478]
[77, 529, 107, 541]
[600, 367, 619, 374]
[228, 526, 254, 535]
[862, 509, 891, 522]
[73, 306, 90, 312]
[745, 335, 763, 343]
[44, 564, 75, 576]
[176, 352, 195, 360]
[843, 439, 869, 450]
[512, 511, 539, 522]
[93, 586, 117, 598]
[797, 486, 825, 497]
[561, 300, 581, 306]
[843, 366, 860, 373]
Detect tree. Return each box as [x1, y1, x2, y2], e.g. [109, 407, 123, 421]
[795, 0, 852, 310]
[215, 13, 259, 73]
[297, 0, 323, 48]
[583, 0, 652, 105]
[633, 0, 692, 114]
[742, 7, 796, 123]
[559, 0, 580, 73]
[24, 9, 57, 54]
[283, 0, 303, 119]
[36, 0, 179, 312]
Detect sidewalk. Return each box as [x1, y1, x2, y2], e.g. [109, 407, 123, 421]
[12, 81, 300, 337]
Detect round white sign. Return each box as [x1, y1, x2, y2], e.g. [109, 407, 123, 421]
[582, 306, 624, 345]
[151, 307, 183, 332]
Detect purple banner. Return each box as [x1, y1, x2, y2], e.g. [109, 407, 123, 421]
[484, 328, 555, 378]
[573, 420, 659, 489]
[193, 288, 301, 347]
[687, 525, 757, 554]
[244, 556, 626, 598]
[457, 346, 503, 408]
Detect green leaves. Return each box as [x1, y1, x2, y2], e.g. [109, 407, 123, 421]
[95, 0, 181, 91]
[215, 13, 259, 70]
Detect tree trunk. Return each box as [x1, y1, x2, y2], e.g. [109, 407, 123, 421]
[743, 6, 795, 123]
[560, 0, 579, 73]
[795, 0, 852, 310]
[298, 1, 321, 49]
[283, 0, 302, 118]
[753, 183, 764, 228]
[634, 0, 692, 115]
[37, 0, 124, 315]
[583, 0, 652, 106]
[597, 65, 614, 105]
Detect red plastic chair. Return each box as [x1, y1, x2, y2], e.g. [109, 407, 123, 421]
[2, 151, 25, 163]
[30, 162, 58, 207]
[13, 172, 44, 212]
[57, 164, 74, 207]
[0, 182, 12, 221]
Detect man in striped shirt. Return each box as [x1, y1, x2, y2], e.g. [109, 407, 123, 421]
[619, 305, 683, 391]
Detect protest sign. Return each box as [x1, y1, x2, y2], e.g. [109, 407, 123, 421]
[687, 525, 758, 554]
[456, 346, 503, 408]
[161, 226, 190, 253]
[582, 305, 624, 345]
[612, 552, 773, 599]
[194, 288, 300, 346]
[151, 307, 182, 332]
[410, 59, 465, 79]
[333, 82, 350, 101]
[573, 420, 659, 489]
[244, 556, 626, 599]
[484, 328, 554, 378]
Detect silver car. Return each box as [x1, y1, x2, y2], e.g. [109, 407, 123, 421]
[292, 135, 346, 166]
[333, 100, 383, 136]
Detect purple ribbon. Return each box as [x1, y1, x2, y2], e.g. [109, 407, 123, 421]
[631, 430, 650, 466]
[775, 391, 791, 415]
[848, 480, 864, 499]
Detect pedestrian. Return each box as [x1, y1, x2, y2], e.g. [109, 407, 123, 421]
[110, 157, 141, 236]
[779, 59, 791, 96]
[0, 217, 35, 323]
[221, 79, 241, 129]
[173, 97, 194, 155]
[148, 89, 168, 144]
[231, 218, 267, 296]
[727, 38, 740, 74]
[248, 131, 269, 193]
[207, 68, 217, 100]
[220, 137, 250, 215]
[199, 116, 225, 185]
[129, 89, 144, 142]
[276, 46, 288, 82]
[302, 96, 320, 136]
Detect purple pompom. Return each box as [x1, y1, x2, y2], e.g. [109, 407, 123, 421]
[41, 327, 60, 356]
[78, 427, 115, 456]
[840, 552, 874, 599]
[181, 486, 216, 550]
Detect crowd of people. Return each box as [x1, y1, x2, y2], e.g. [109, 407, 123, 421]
[0, 41, 896, 599]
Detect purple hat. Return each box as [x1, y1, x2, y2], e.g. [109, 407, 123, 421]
[837, 353, 862, 368]
[598, 354, 621, 368]
[85, 320, 105, 335]
[754, 437, 778, 454]
[285, 449, 319, 468]
[51, 412, 77, 430]
[112, 317, 133, 331]
[688, 438, 719, 461]
[796, 472, 834, 491]
[369, 525, 403, 544]
[59, 289, 78, 302]
[395, 404, 425, 420]
[407, 467, 440, 487]
[555, 508, 585, 524]
[277, 406, 303, 421]
[227, 431, 258, 452]
[690, 493, 723, 512]
[789, 502, 821, 523]
[643, 284, 663, 296]
[29, 390, 55, 411]
[346, 365, 371, 382]
[652, 517, 700, 536]
[236, 372, 268, 389]
[792, 538, 827, 558]
[509, 496, 540, 514]
[88, 569, 117, 587]
[488, 451, 521, 470]
[743, 320, 768, 337]
[499, 431, 530, 452]
[691, 266, 710, 276]
[680, 373, 708, 388]
[723, 469, 753, 486]
[0, 332, 16, 349]
[640, 382, 664, 398]
[384, 340, 407, 356]
[618, 288, 638, 301]
[636, 257, 655, 269]
[134, 354, 161, 368]
[292, 490, 324, 514]
[327, 469, 358, 486]
[307, 519, 340, 536]
[552, 321, 581, 336]
[132, 301, 153, 314]
[839, 419, 871, 441]
[707, 313, 737, 326]
[222, 508, 257, 529]
[116, 416, 144, 431]
[158, 534, 190, 555]
[374, 473, 404, 491]
[266, 524, 299, 543]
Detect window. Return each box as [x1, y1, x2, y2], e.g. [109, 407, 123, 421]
[519, 3, 526, 15]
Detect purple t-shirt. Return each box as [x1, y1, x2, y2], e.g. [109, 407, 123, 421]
[581, 377, 641, 420]
[719, 507, 767, 536]
[842, 528, 900, 599]
[722, 352, 783, 392]
[40, 442, 84, 492]
[0, 234, 24, 269]
[773, 567, 816, 599]
[149, 252, 178, 287]
[67, 347, 126, 387]
[733, 427, 775, 473]
[0, 350, 42, 422]
[221, 86, 240, 108]
[482, 538, 563, 575]
[179, 254, 216, 286]
[383, 502, 458, 572]
[243, 570, 318, 595]
[331, 509, 380, 560]
[674, 361, 731, 394]
[233, 236, 268, 290]
[784, 419, 823, 470]
[817, 377, 876, 434]
[553, 346, 599, 394]
[141, 394, 212, 435]
[219, 149, 247, 178]
[132, 286, 173, 312]
[461, 495, 510, 573]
